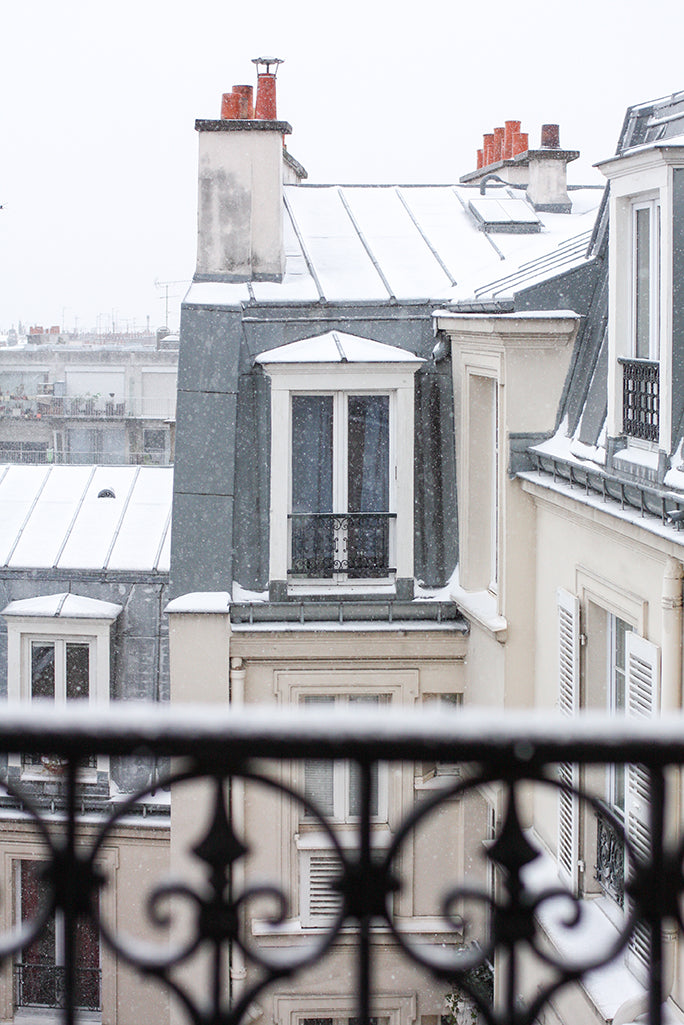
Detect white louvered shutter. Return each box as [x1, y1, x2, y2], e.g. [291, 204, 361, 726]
[557, 588, 580, 889]
[625, 632, 660, 968]
[301, 849, 343, 926]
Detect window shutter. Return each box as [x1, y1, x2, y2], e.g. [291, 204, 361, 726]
[557, 589, 580, 889]
[625, 632, 660, 968]
[301, 849, 343, 926]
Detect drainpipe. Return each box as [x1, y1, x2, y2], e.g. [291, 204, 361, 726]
[229, 657, 247, 1003]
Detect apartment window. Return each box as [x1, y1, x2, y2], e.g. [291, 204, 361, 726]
[291, 394, 392, 581]
[620, 200, 662, 443]
[300, 694, 390, 927]
[143, 428, 168, 465]
[2, 593, 121, 775]
[14, 860, 100, 1012]
[302, 695, 387, 821]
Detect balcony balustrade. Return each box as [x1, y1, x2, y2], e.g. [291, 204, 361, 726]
[0, 705, 682, 1025]
[289, 513, 396, 578]
[0, 395, 176, 421]
[620, 357, 660, 442]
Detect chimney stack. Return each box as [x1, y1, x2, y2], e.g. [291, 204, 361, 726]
[461, 119, 578, 208]
[525, 124, 579, 213]
[194, 58, 291, 282]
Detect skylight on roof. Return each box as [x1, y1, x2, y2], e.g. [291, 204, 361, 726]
[468, 196, 541, 234]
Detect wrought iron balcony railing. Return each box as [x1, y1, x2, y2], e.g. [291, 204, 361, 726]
[1, 705, 684, 1025]
[14, 963, 101, 1011]
[289, 512, 396, 578]
[620, 357, 660, 442]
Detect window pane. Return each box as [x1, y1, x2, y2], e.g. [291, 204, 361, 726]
[347, 396, 389, 513]
[347, 396, 390, 578]
[66, 644, 89, 701]
[303, 696, 335, 815]
[31, 644, 55, 700]
[292, 396, 333, 514]
[635, 207, 651, 359]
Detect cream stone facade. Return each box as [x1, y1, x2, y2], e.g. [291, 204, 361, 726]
[168, 604, 476, 1025]
[436, 89, 684, 1025]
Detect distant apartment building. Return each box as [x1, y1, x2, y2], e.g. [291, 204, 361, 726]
[0, 344, 178, 466]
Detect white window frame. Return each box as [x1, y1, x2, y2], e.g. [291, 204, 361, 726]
[3, 598, 120, 778]
[602, 145, 682, 450]
[631, 199, 661, 362]
[302, 694, 390, 824]
[262, 362, 418, 595]
[274, 993, 416, 1025]
[289, 390, 394, 585]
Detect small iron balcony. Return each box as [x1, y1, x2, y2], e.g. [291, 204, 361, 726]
[620, 357, 660, 442]
[289, 512, 396, 578]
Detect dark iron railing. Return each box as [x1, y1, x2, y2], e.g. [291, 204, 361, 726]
[1, 706, 684, 1025]
[14, 963, 101, 1010]
[595, 804, 626, 907]
[289, 513, 395, 578]
[620, 357, 660, 442]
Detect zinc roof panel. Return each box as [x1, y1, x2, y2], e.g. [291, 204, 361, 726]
[7, 465, 93, 568]
[107, 467, 174, 571]
[57, 466, 139, 570]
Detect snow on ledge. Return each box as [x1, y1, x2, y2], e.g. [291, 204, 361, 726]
[165, 592, 231, 614]
[2, 593, 122, 620]
[522, 838, 644, 1019]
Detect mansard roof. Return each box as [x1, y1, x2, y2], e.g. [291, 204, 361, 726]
[184, 183, 601, 309]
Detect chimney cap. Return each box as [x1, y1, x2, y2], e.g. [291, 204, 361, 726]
[252, 56, 284, 75]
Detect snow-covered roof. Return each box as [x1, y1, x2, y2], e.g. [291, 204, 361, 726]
[0, 464, 172, 573]
[2, 593, 122, 620]
[254, 331, 424, 365]
[184, 184, 602, 308]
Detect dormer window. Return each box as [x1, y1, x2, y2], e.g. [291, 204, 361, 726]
[598, 140, 684, 453]
[256, 331, 423, 597]
[291, 393, 391, 580]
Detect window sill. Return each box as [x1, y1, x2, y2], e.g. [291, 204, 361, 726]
[449, 580, 507, 643]
[287, 581, 397, 597]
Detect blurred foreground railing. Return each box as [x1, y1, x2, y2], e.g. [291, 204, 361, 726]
[1, 705, 684, 1025]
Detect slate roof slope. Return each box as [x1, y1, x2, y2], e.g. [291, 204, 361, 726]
[0, 464, 172, 572]
[184, 184, 602, 308]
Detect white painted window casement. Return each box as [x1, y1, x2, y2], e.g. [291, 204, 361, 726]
[256, 332, 423, 595]
[299, 693, 390, 928]
[632, 200, 661, 362]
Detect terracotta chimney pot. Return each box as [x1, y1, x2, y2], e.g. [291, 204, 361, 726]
[504, 120, 521, 160]
[483, 133, 495, 166]
[493, 127, 504, 162]
[233, 85, 254, 119]
[477, 148, 484, 169]
[221, 92, 240, 119]
[541, 124, 560, 148]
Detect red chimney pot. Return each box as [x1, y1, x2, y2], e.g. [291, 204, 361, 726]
[541, 124, 560, 149]
[504, 120, 521, 160]
[221, 92, 240, 119]
[493, 127, 504, 163]
[483, 133, 495, 167]
[233, 85, 254, 119]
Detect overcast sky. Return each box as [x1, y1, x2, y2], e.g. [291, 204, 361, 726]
[1, 0, 683, 333]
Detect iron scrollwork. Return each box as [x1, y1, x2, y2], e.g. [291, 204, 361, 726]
[0, 709, 682, 1025]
